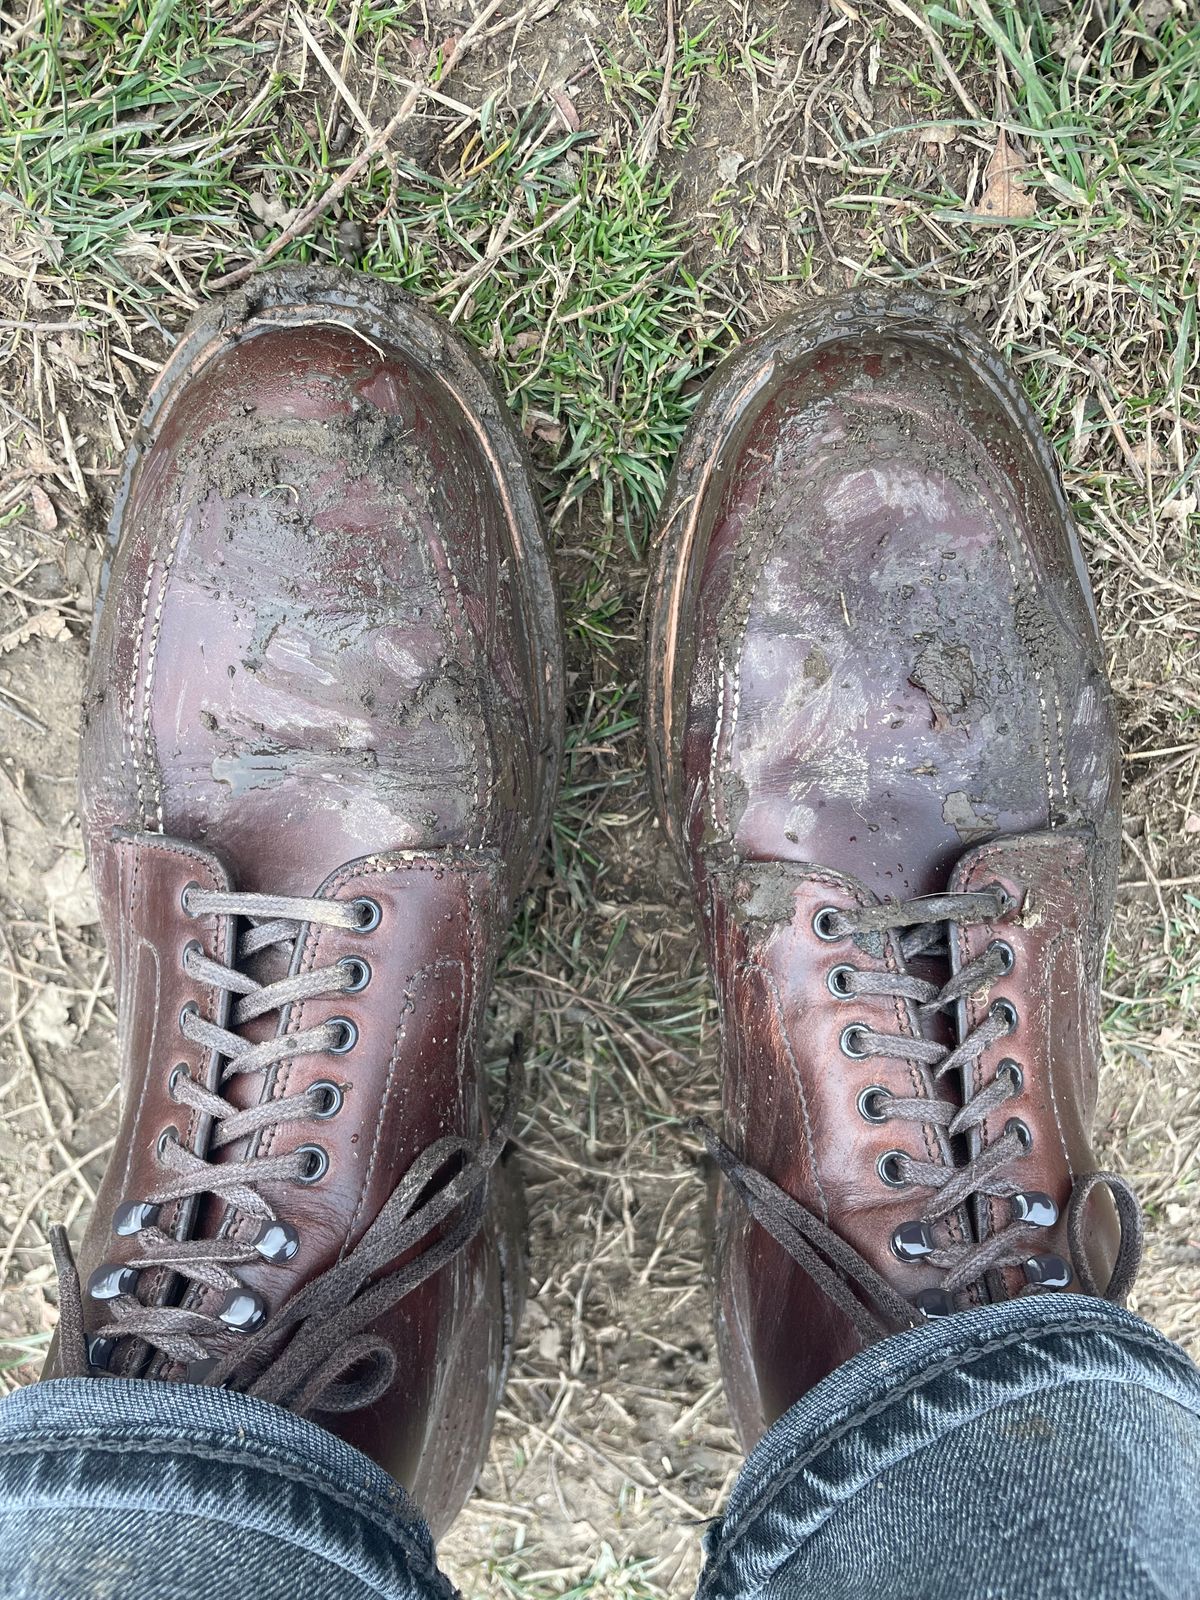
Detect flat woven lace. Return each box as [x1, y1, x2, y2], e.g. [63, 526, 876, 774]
[695, 883, 1143, 1343]
[52, 887, 520, 1416]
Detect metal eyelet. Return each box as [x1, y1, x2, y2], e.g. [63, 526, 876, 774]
[1011, 1191, 1058, 1228]
[112, 1200, 160, 1237]
[989, 939, 1015, 974]
[990, 998, 1018, 1033]
[88, 1264, 139, 1301]
[327, 1017, 358, 1054]
[987, 882, 1016, 917]
[913, 1287, 954, 1317]
[178, 999, 200, 1035]
[827, 964, 856, 999]
[253, 1219, 300, 1263]
[1024, 1253, 1072, 1289]
[168, 1063, 189, 1100]
[350, 897, 382, 933]
[156, 1125, 179, 1159]
[217, 1288, 267, 1332]
[307, 1079, 344, 1118]
[877, 1150, 909, 1188]
[1005, 1116, 1034, 1153]
[338, 956, 371, 993]
[180, 938, 203, 974]
[891, 1220, 935, 1261]
[857, 1085, 892, 1123]
[88, 1334, 117, 1372]
[180, 881, 200, 917]
[812, 906, 843, 941]
[294, 1144, 329, 1184]
[840, 1023, 871, 1059]
[997, 1058, 1023, 1095]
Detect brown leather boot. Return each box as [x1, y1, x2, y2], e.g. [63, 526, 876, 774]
[45, 267, 563, 1535]
[647, 291, 1142, 1448]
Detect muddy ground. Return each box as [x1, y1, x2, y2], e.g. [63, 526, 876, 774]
[1, 2, 1198, 1596]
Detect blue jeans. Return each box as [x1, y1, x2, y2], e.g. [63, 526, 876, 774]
[1, 1297, 1198, 1599]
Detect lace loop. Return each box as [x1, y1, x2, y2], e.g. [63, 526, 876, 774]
[700, 879, 1144, 1324]
[52, 878, 523, 1416]
[693, 1119, 921, 1344]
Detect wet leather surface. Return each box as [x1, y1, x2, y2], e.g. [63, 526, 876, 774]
[655, 301, 1122, 1447]
[55, 271, 561, 1535]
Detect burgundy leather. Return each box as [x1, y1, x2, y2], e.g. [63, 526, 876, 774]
[647, 291, 1123, 1448]
[47, 268, 563, 1535]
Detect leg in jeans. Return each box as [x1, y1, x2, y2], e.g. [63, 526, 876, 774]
[700, 1298, 1200, 1600]
[648, 291, 1199, 1599]
[0, 1380, 450, 1600]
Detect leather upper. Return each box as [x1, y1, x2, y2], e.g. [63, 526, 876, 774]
[649, 293, 1124, 1447]
[52, 269, 563, 1534]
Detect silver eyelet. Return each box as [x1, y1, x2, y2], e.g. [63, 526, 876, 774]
[180, 881, 200, 917]
[997, 1058, 1024, 1095]
[990, 998, 1018, 1033]
[307, 1079, 344, 1118]
[181, 938, 203, 973]
[178, 999, 200, 1034]
[1005, 1116, 1034, 1153]
[877, 1149, 909, 1188]
[338, 956, 371, 993]
[840, 1023, 871, 1059]
[989, 939, 1015, 974]
[168, 1063, 189, 1100]
[327, 1017, 358, 1054]
[857, 1085, 892, 1123]
[350, 897, 382, 933]
[812, 906, 843, 941]
[294, 1144, 329, 1184]
[156, 1125, 179, 1159]
[827, 964, 856, 999]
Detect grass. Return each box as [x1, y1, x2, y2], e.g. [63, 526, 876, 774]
[1, 1, 1199, 1595]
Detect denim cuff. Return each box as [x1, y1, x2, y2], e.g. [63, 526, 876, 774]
[0, 1378, 452, 1600]
[700, 1294, 1200, 1600]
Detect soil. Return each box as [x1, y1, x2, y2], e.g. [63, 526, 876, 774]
[1, 4, 1197, 1598]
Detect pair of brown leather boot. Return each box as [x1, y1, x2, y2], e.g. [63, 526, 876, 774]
[45, 270, 1140, 1536]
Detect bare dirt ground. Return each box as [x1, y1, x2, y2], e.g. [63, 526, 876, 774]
[1, 2, 1198, 1596]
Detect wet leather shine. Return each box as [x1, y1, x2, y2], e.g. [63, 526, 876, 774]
[647, 292, 1122, 1448]
[47, 268, 563, 1535]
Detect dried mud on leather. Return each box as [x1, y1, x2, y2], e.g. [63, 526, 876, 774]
[193, 402, 485, 802]
[2, 1, 1199, 1597]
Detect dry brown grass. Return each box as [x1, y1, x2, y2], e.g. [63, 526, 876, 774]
[1, 1, 1197, 1595]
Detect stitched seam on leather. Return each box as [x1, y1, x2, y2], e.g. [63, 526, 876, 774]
[740, 958, 829, 1226]
[134, 505, 190, 832]
[975, 463, 1060, 814]
[115, 838, 227, 1340]
[709, 666, 733, 838]
[0, 1438, 453, 1593]
[124, 566, 156, 816]
[344, 954, 464, 1253]
[461, 868, 486, 1125]
[711, 497, 788, 841]
[703, 1318, 1190, 1582]
[1045, 926, 1079, 1184]
[422, 531, 488, 845]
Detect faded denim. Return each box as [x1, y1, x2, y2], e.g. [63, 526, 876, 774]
[1, 1295, 1199, 1599]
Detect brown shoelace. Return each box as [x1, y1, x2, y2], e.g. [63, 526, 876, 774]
[696, 883, 1143, 1336]
[52, 886, 521, 1415]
